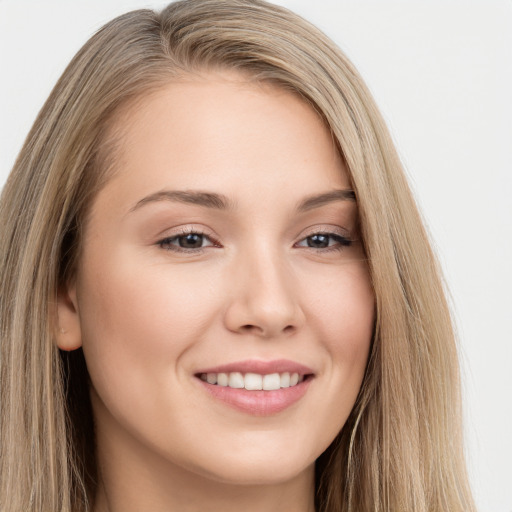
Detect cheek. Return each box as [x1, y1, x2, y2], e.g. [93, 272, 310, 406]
[307, 261, 374, 358]
[328, 275, 374, 371]
[79, 251, 214, 342]
[303, 261, 374, 422]
[75, 250, 220, 403]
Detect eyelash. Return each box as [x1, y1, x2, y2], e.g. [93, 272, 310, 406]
[157, 227, 353, 254]
[157, 228, 220, 254]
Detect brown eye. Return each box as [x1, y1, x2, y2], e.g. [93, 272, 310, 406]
[177, 233, 204, 249]
[157, 230, 218, 253]
[307, 234, 330, 248]
[296, 232, 352, 252]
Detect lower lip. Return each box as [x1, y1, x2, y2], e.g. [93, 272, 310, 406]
[197, 377, 313, 416]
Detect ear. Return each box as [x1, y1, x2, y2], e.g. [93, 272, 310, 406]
[54, 281, 82, 351]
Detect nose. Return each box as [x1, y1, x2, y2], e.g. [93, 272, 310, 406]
[223, 247, 305, 339]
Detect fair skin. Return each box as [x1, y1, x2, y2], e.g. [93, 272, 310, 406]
[56, 71, 375, 512]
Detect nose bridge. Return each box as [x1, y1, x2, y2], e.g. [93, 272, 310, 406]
[225, 239, 303, 337]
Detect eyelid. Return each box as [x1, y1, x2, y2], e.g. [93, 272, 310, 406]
[156, 226, 221, 253]
[155, 224, 356, 255]
[156, 224, 218, 241]
[296, 233, 351, 244]
[296, 224, 353, 240]
[292, 224, 356, 253]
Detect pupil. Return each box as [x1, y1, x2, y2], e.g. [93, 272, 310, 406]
[308, 234, 329, 248]
[180, 234, 203, 248]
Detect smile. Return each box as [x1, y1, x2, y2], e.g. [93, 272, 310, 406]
[195, 360, 314, 415]
[199, 371, 305, 390]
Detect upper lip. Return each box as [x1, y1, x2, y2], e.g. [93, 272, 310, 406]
[195, 359, 314, 376]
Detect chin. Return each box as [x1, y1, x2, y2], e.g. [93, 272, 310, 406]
[176, 435, 318, 486]
[196, 456, 314, 486]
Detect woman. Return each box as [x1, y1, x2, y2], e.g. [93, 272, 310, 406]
[0, 0, 476, 510]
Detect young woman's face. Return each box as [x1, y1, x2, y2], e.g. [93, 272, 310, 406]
[59, 72, 375, 486]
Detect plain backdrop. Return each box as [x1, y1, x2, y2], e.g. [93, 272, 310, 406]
[1, 1, 511, 510]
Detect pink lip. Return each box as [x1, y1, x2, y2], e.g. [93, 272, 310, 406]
[195, 358, 314, 375]
[194, 359, 315, 416]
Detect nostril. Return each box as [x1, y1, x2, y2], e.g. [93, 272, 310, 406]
[241, 324, 259, 333]
[239, 323, 295, 337]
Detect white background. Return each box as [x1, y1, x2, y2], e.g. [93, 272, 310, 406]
[1, 1, 511, 510]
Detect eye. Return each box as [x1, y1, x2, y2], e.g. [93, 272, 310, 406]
[157, 229, 218, 253]
[296, 232, 352, 252]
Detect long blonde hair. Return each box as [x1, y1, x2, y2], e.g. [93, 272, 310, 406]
[0, 1, 475, 510]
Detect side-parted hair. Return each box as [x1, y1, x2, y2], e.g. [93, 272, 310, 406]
[0, 1, 475, 511]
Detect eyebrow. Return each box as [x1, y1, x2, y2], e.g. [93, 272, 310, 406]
[129, 190, 235, 212]
[296, 189, 356, 212]
[129, 188, 356, 213]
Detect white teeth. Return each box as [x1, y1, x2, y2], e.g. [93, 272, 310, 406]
[217, 373, 228, 386]
[228, 372, 244, 389]
[200, 371, 307, 390]
[262, 373, 280, 391]
[244, 373, 263, 390]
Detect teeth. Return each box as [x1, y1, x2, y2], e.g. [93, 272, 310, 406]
[262, 373, 280, 390]
[217, 373, 229, 386]
[244, 373, 263, 390]
[228, 372, 244, 389]
[199, 371, 305, 390]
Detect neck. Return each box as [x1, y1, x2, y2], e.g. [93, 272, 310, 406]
[93, 447, 316, 512]
[94, 470, 316, 512]
[92, 399, 316, 512]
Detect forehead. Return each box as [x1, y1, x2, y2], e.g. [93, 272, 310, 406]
[93, 72, 350, 218]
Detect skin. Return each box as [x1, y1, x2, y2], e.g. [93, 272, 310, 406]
[56, 71, 375, 512]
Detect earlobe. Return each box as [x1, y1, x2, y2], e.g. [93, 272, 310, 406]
[55, 282, 82, 351]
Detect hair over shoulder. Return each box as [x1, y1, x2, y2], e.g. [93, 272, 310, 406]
[0, 1, 476, 511]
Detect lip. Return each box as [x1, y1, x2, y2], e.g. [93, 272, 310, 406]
[194, 359, 315, 416]
[195, 358, 314, 375]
